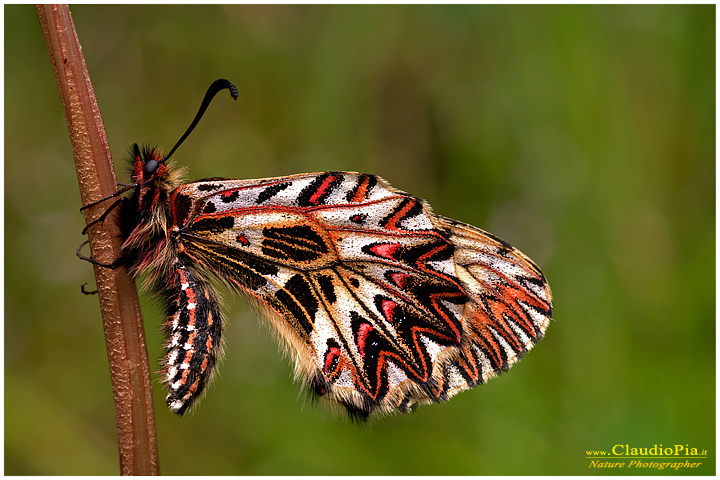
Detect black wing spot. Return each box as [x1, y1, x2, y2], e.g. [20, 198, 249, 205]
[256, 182, 291, 204]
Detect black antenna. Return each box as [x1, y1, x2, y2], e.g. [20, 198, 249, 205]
[161, 79, 238, 162]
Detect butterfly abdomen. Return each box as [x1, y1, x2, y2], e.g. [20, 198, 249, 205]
[159, 261, 223, 414]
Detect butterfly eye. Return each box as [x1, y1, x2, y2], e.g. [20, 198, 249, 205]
[143, 158, 160, 176]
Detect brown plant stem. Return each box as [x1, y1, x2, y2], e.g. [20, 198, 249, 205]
[36, 5, 159, 475]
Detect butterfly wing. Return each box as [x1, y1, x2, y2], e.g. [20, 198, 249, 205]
[170, 172, 552, 417]
[430, 215, 552, 399]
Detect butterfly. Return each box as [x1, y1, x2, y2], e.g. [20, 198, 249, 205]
[79, 79, 553, 419]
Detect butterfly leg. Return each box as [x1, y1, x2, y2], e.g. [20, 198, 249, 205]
[161, 260, 223, 414]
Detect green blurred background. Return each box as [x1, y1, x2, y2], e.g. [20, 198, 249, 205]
[5, 4, 714, 475]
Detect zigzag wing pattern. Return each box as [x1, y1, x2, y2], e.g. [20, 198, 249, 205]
[166, 172, 552, 417]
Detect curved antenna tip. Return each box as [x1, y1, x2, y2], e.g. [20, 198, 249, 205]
[161, 79, 238, 162]
[210, 79, 239, 101]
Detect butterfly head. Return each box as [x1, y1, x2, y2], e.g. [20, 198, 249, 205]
[129, 144, 172, 185]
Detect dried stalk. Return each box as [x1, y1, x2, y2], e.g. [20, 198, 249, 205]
[36, 4, 159, 475]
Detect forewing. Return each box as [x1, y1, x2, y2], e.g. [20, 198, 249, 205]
[170, 172, 552, 417]
[429, 216, 553, 400]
